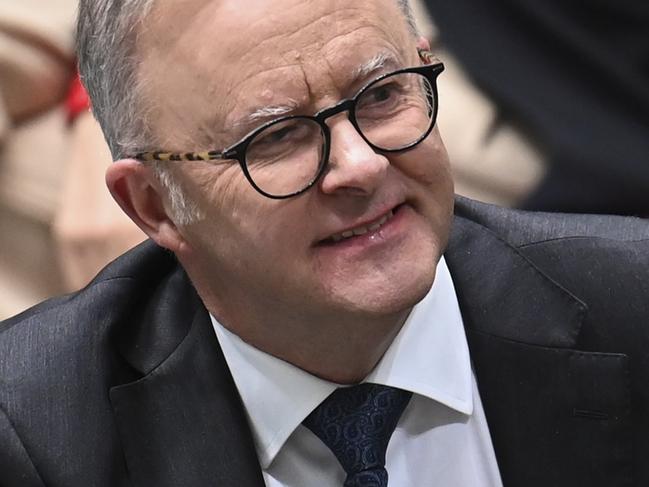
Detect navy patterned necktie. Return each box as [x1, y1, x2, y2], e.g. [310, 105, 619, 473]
[303, 383, 412, 487]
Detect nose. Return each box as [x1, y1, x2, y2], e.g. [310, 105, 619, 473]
[319, 117, 390, 196]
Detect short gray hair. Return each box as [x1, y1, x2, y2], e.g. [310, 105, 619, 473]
[77, 0, 417, 223]
[77, 0, 156, 160]
[77, 0, 202, 224]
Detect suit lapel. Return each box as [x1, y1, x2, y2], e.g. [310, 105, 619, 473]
[446, 214, 633, 487]
[109, 272, 264, 487]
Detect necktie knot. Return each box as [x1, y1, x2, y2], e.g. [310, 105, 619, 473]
[303, 383, 412, 487]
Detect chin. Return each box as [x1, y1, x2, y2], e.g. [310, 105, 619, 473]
[328, 255, 439, 317]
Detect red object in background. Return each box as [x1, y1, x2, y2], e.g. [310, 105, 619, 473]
[65, 69, 90, 124]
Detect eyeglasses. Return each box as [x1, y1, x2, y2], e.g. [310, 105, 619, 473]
[132, 49, 444, 199]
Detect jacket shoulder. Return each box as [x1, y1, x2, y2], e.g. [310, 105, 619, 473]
[0, 241, 198, 484]
[0, 240, 181, 384]
[454, 195, 649, 247]
[452, 197, 649, 352]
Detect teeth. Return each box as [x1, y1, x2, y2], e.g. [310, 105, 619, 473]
[329, 209, 394, 243]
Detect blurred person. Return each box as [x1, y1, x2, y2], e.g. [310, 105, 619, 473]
[0, 0, 76, 316]
[411, 0, 545, 207]
[421, 0, 649, 215]
[0, 0, 144, 317]
[0, 0, 73, 121]
[54, 71, 145, 290]
[1, 1, 648, 487]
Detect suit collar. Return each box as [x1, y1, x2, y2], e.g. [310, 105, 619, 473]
[445, 211, 587, 348]
[109, 267, 264, 487]
[446, 204, 632, 487]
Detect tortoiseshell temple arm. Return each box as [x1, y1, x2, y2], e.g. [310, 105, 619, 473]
[417, 48, 439, 65]
[132, 49, 441, 163]
[134, 150, 226, 162]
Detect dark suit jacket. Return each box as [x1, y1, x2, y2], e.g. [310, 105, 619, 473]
[2, 197, 649, 487]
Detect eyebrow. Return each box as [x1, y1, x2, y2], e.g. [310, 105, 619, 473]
[235, 52, 400, 130]
[239, 100, 300, 128]
[353, 52, 400, 81]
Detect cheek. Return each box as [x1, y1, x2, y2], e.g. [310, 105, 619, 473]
[191, 163, 285, 232]
[178, 164, 265, 250]
[390, 130, 451, 187]
[193, 164, 250, 209]
[193, 168, 312, 258]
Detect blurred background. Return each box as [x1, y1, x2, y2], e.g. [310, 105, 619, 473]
[0, 0, 647, 319]
[0, 0, 144, 319]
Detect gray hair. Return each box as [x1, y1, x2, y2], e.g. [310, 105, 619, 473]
[77, 0, 156, 160]
[77, 0, 202, 224]
[77, 0, 417, 224]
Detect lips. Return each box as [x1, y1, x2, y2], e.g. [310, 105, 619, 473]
[320, 206, 401, 244]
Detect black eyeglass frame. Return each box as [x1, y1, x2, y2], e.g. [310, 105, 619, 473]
[132, 52, 445, 199]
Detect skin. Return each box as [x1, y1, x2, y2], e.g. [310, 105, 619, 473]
[106, 0, 454, 383]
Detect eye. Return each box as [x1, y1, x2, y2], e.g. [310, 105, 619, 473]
[366, 84, 397, 103]
[247, 118, 321, 163]
[357, 79, 403, 113]
[255, 123, 301, 146]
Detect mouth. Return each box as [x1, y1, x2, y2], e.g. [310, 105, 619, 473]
[319, 205, 403, 245]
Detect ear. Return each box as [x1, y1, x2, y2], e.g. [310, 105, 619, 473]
[416, 36, 431, 52]
[106, 160, 186, 252]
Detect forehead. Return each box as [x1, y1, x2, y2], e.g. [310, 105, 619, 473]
[137, 0, 414, 147]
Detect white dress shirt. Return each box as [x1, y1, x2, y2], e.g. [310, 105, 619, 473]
[211, 257, 503, 486]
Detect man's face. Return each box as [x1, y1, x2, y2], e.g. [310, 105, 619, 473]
[138, 0, 454, 338]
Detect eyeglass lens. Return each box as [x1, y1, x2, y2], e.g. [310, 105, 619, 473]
[245, 71, 435, 197]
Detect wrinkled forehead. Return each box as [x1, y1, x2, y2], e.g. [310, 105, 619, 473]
[136, 0, 415, 147]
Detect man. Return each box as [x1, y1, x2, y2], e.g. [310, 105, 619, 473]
[1, 1, 648, 486]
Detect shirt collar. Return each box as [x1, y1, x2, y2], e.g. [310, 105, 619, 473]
[210, 256, 472, 469]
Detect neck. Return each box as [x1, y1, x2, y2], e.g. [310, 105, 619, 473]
[205, 290, 411, 384]
[180, 255, 415, 384]
[270, 309, 411, 384]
